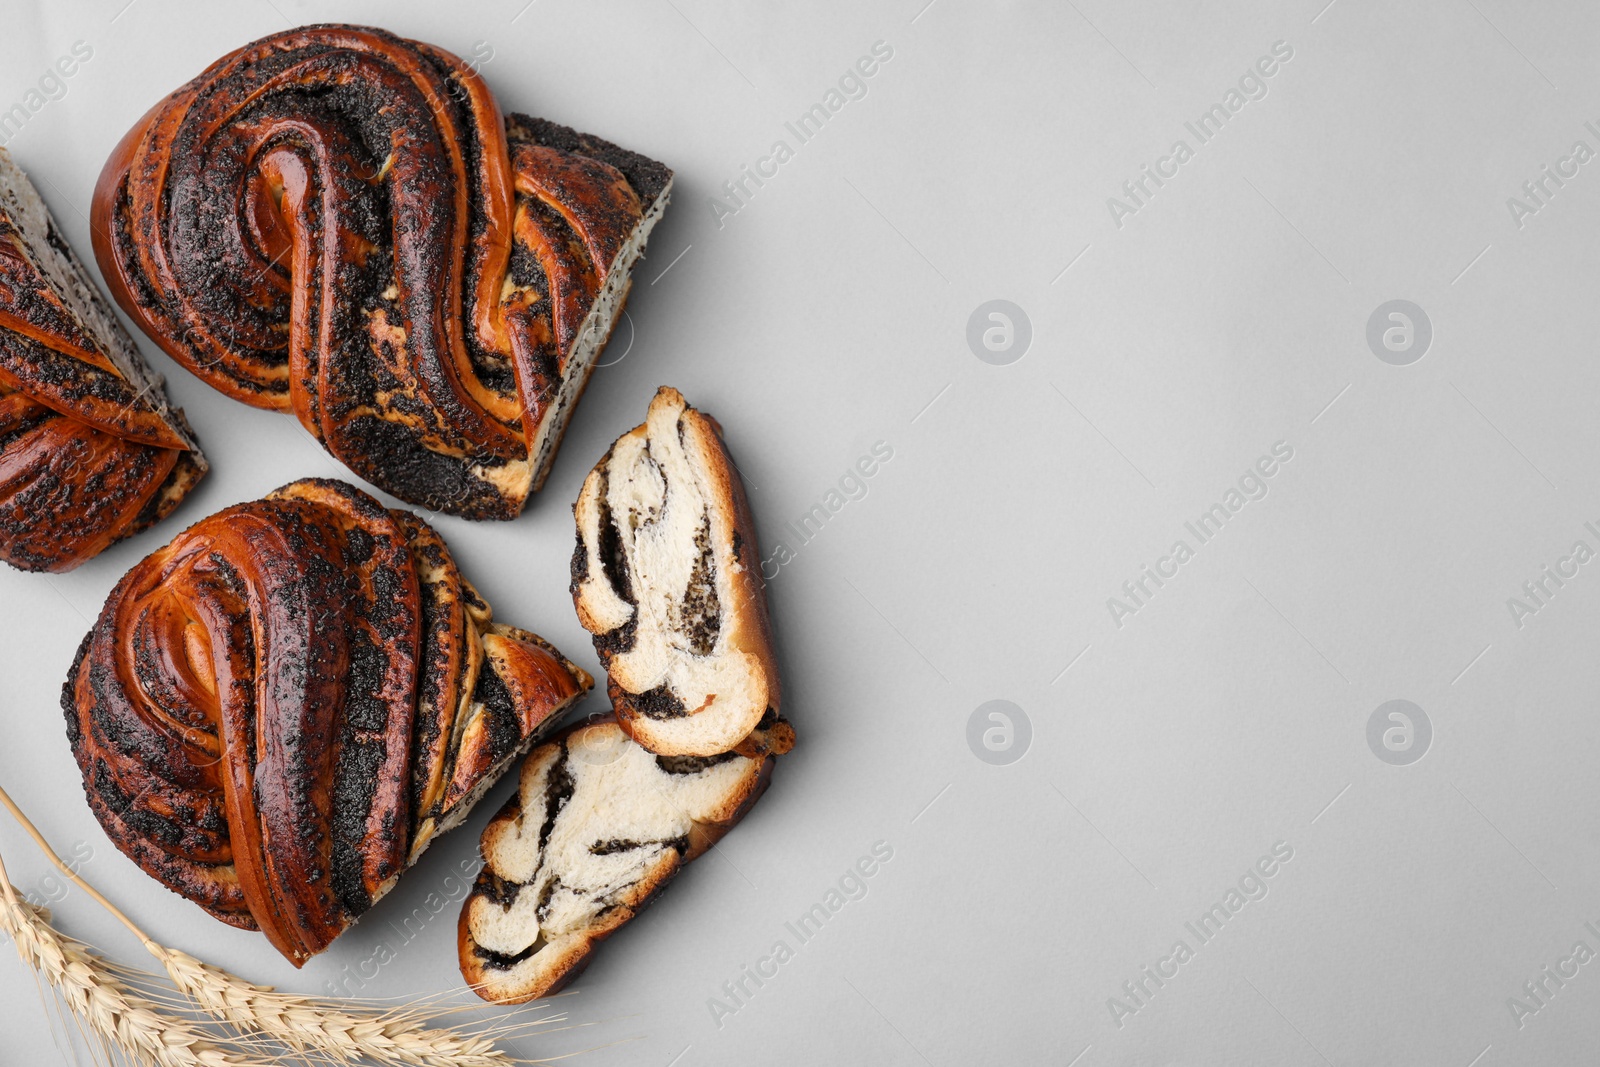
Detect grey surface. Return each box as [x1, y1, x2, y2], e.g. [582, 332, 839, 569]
[0, 0, 1594, 1063]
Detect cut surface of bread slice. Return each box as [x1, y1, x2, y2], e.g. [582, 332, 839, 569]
[571, 387, 789, 756]
[0, 147, 205, 571]
[459, 718, 772, 1003]
[506, 114, 672, 503]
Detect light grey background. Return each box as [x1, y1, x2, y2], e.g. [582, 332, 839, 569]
[0, 0, 1594, 1063]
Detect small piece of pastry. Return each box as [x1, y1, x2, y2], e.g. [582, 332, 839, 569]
[92, 24, 671, 520]
[572, 387, 790, 758]
[0, 147, 205, 572]
[459, 718, 772, 1003]
[62, 478, 591, 966]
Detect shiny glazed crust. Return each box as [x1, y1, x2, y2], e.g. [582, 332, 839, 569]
[62, 477, 592, 966]
[0, 147, 206, 572]
[91, 24, 672, 520]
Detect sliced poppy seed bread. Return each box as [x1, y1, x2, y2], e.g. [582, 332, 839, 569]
[458, 718, 772, 1002]
[571, 386, 791, 757]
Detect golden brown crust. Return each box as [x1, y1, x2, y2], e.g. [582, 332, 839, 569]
[92, 24, 670, 519]
[0, 149, 205, 572]
[62, 477, 590, 966]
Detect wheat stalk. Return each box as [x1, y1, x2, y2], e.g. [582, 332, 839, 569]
[0, 863, 255, 1066]
[154, 948, 516, 1067]
[0, 782, 558, 1066]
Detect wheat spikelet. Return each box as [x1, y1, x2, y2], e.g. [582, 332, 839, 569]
[153, 946, 518, 1067]
[0, 782, 560, 1067]
[0, 887, 254, 1067]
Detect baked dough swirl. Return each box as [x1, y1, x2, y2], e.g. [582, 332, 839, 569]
[0, 148, 205, 572]
[92, 24, 672, 520]
[63, 478, 592, 965]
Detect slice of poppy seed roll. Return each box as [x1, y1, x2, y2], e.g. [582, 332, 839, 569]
[571, 386, 791, 758]
[459, 718, 773, 1003]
